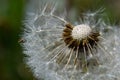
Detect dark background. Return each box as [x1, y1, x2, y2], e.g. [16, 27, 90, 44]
[0, 0, 120, 80]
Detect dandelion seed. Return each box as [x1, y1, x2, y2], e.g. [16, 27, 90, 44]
[60, 22, 101, 72]
[22, 0, 120, 80]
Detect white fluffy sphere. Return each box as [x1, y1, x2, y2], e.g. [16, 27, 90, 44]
[22, 0, 120, 80]
[72, 24, 92, 40]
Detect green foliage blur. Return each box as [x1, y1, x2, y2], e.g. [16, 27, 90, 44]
[0, 0, 35, 80]
[0, 0, 120, 80]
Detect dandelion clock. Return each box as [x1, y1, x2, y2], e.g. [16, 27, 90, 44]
[21, 0, 120, 80]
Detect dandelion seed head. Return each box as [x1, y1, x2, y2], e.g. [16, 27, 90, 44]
[72, 24, 92, 40]
[22, 0, 120, 80]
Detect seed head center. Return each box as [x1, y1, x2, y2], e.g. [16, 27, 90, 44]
[72, 24, 92, 40]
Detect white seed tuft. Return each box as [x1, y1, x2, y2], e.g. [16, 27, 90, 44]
[72, 24, 92, 40]
[22, 0, 120, 80]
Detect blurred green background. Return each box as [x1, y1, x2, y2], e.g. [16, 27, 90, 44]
[0, 0, 35, 80]
[0, 0, 120, 80]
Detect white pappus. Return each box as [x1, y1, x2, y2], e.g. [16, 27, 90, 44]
[22, 0, 120, 80]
